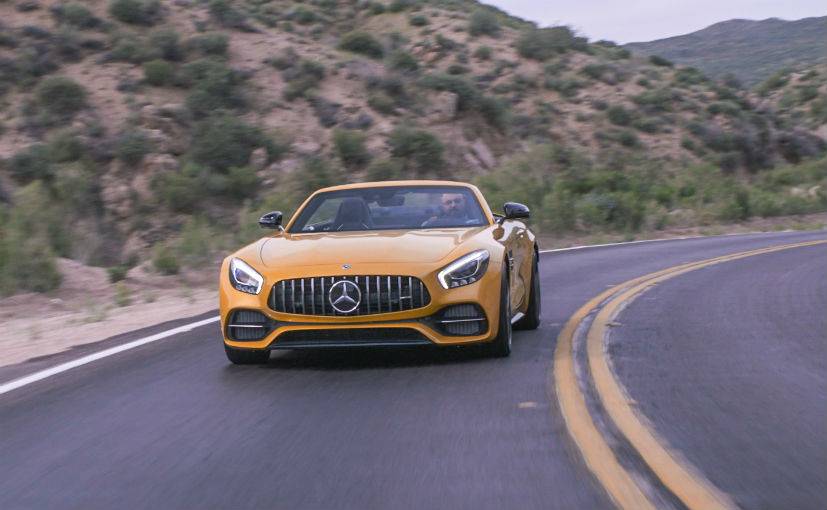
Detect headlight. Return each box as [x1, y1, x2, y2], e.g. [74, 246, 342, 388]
[437, 249, 490, 289]
[229, 258, 264, 295]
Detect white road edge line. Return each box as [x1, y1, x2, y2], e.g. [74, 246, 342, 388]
[0, 316, 220, 397]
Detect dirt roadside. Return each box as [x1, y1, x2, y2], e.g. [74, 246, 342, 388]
[1, 213, 824, 370]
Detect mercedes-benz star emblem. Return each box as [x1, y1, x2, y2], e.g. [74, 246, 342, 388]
[329, 280, 361, 314]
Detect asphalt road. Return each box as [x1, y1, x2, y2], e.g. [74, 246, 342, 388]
[0, 230, 823, 509]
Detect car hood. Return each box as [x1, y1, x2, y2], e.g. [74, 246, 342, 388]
[258, 227, 488, 267]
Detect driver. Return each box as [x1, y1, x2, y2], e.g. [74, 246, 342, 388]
[424, 192, 469, 225]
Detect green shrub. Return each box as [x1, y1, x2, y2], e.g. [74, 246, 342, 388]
[148, 28, 181, 61]
[143, 59, 174, 86]
[755, 68, 791, 95]
[338, 31, 384, 60]
[751, 192, 781, 217]
[409, 15, 428, 26]
[333, 129, 371, 168]
[468, 9, 500, 37]
[673, 66, 706, 87]
[516, 26, 588, 61]
[191, 114, 266, 173]
[447, 64, 469, 75]
[368, 90, 396, 114]
[607, 104, 631, 125]
[648, 54, 673, 67]
[114, 283, 133, 306]
[630, 88, 679, 112]
[108, 266, 129, 283]
[182, 58, 245, 114]
[616, 129, 639, 148]
[281, 59, 326, 101]
[365, 157, 406, 181]
[110, 37, 141, 62]
[419, 73, 479, 110]
[308, 95, 340, 128]
[154, 164, 205, 213]
[473, 45, 492, 60]
[35, 76, 86, 116]
[287, 5, 318, 25]
[226, 166, 259, 202]
[9, 144, 52, 182]
[294, 156, 335, 199]
[208, 0, 252, 30]
[388, 49, 418, 72]
[797, 85, 818, 104]
[174, 216, 214, 267]
[388, 127, 445, 174]
[50, 130, 84, 162]
[632, 117, 659, 133]
[115, 130, 149, 166]
[479, 95, 508, 130]
[108, 0, 161, 25]
[544, 76, 585, 97]
[707, 101, 742, 117]
[0, 182, 63, 294]
[718, 186, 751, 220]
[188, 33, 229, 56]
[810, 96, 827, 122]
[434, 34, 458, 51]
[368, 2, 386, 15]
[63, 3, 96, 28]
[152, 244, 179, 275]
[389, 0, 411, 12]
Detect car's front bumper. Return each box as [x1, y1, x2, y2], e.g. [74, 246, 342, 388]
[219, 261, 503, 350]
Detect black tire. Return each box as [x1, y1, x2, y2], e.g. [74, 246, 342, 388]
[487, 265, 512, 358]
[224, 344, 270, 364]
[514, 250, 541, 330]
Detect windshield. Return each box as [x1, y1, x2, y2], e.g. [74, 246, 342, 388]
[288, 185, 489, 233]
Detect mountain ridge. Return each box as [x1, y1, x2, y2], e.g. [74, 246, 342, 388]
[625, 16, 827, 86]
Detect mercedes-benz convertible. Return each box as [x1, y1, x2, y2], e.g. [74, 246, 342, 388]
[219, 180, 541, 364]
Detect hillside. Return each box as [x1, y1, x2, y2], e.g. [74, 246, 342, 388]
[0, 0, 825, 296]
[625, 17, 827, 87]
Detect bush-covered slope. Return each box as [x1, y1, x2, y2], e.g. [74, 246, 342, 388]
[0, 0, 824, 295]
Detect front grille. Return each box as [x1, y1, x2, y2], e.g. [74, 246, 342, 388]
[269, 276, 430, 316]
[271, 328, 432, 348]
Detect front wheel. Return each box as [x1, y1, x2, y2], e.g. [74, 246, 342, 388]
[487, 265, 512, 358]
[224, 344, 270, 364]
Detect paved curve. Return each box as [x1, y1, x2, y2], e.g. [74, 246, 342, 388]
[0, 231, 823, 509]
[609, 242, 826, 510]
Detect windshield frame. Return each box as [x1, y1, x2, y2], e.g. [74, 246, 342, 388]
[286, 185, 491, 234]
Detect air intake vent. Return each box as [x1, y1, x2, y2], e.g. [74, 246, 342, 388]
[269, 276, 430, 316]
[227, 310, 271, 341]
[435, 304, 488, 336]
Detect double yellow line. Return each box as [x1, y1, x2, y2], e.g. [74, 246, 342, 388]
[552, 240, 826, 509]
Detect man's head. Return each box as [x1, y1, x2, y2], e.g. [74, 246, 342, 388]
[440, 193, 466, 217]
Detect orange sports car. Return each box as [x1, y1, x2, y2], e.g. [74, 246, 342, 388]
[219, 180, 540, 364]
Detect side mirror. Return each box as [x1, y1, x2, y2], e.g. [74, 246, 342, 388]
[503, 202, 530, 221]
[259, 211, 283, 230]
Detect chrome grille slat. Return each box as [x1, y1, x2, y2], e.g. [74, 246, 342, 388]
[386, 276, 391, 312]
[269, 275, 430, 316]
[291, 280, 296, 314]
[310, 278, 315, 315]
[320, 278, 326, 315]
[366, 275, 371, 314]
